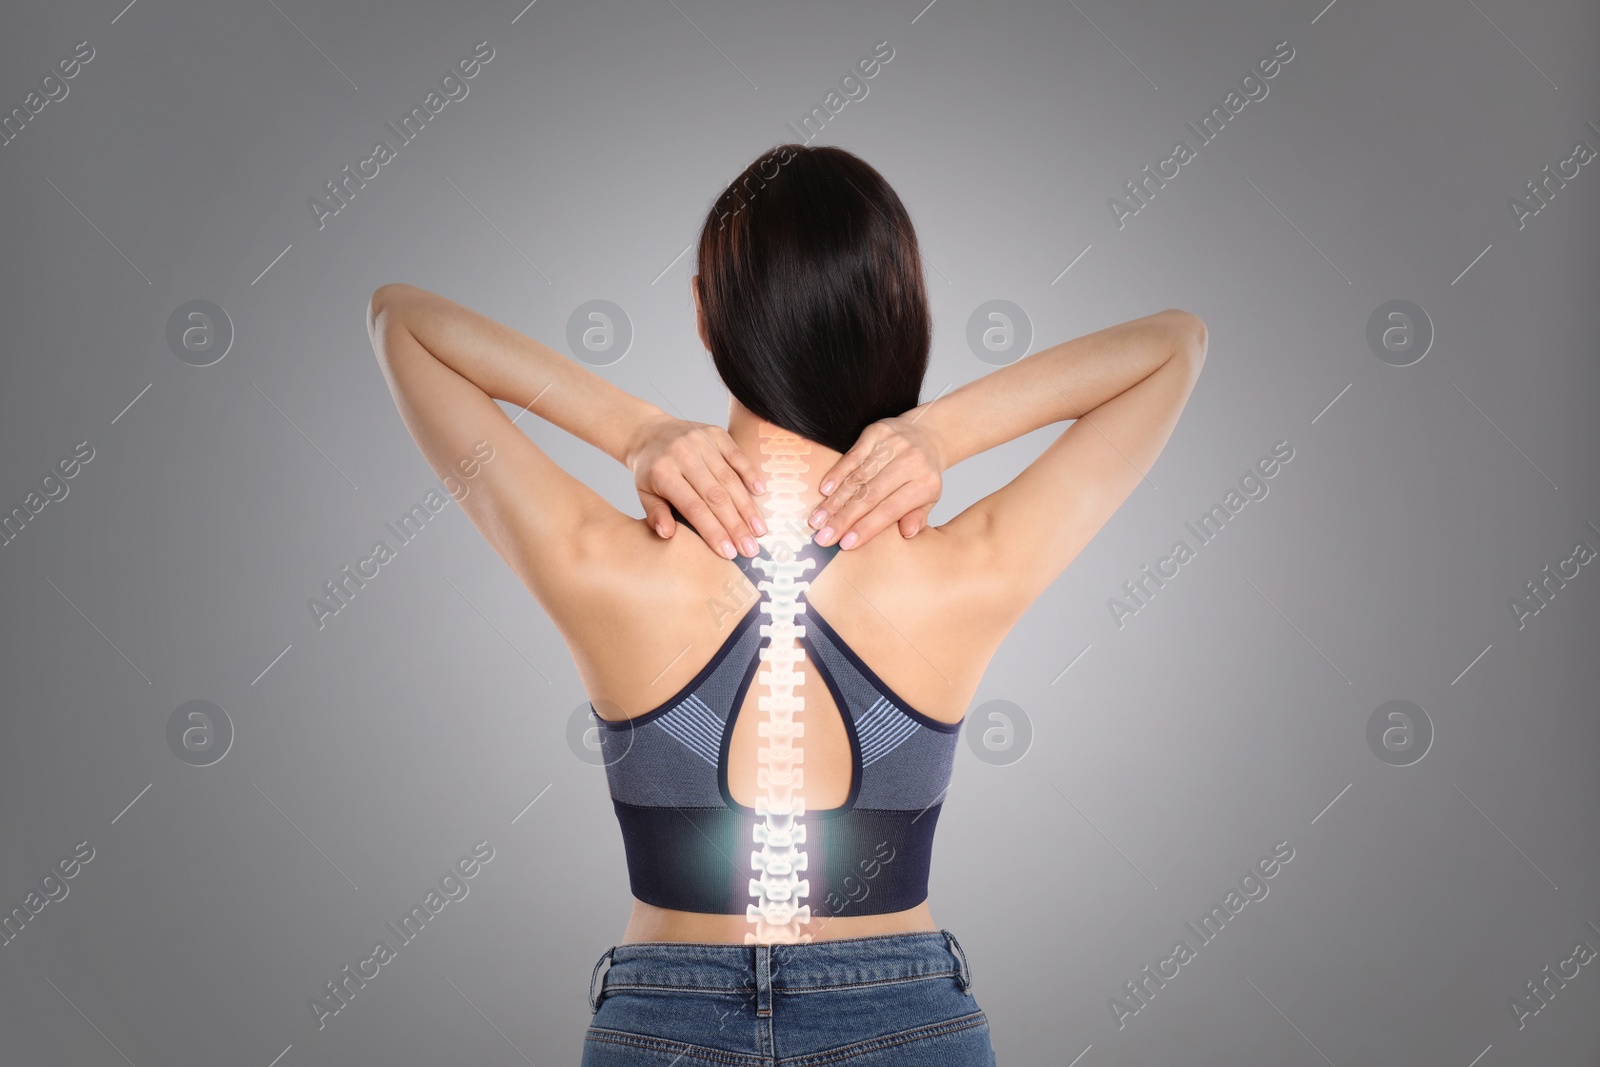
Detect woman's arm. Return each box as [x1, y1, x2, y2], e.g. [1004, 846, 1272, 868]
[936, 308, 1206, 606]
[914, 308, 1202, 467]
[372, 284, 652, 463]
[368, 284, 767, 560]
[810, 309, 1204, 556]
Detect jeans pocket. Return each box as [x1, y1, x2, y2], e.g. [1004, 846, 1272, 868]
[794, 1009, 995, 1066]
[582, 1025, 736, 1066]
[585, 990, 767, 1066]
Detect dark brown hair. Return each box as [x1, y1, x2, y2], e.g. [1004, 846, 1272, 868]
[695, 144, 930, 454]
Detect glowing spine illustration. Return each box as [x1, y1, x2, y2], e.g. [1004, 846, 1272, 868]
[745, 432, 817, 945]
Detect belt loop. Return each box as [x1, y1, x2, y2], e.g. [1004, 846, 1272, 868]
[588, 946, 616, 1014]
[754, 944, 774, 1018]
[942, 930, 972, 994]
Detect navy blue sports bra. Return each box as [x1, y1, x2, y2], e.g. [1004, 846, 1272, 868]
[590, 511, 961, 918]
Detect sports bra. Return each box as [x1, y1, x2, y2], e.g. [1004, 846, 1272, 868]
[589, 508, 962, 919]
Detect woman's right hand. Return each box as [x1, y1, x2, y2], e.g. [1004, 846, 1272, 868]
[808, 408, 948, 549]
[626, 413, 768, 559]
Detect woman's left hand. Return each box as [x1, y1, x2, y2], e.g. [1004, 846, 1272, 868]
[626, 414, 768, 559]
[807, 410, 946, 548]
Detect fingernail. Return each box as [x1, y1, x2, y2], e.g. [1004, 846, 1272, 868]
[721, 540, 736, 559]
[740, 536, 758, 556]
[752, 515, 767, 535]
[655, 523, 667, 538]
[809, 508, 826, 528]
[753, 479, 766, 494]
[840, 531, 858, 549]
[817, 526, 834, 545]
[820, 480, 834, 494]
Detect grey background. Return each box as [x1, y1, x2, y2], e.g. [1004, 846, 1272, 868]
[2, 0, 1597, 1064]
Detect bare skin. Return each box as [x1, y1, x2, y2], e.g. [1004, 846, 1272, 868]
[586, 409, 1004, 944]
[368, 280, 1206, 944]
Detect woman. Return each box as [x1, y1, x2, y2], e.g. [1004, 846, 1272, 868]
[368, 143, 1205, 1065]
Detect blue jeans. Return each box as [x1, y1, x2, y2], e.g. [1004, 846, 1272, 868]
[582, 930, 996, 1065]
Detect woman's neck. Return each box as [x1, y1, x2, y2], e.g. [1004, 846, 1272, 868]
[726, 408, 844, 532]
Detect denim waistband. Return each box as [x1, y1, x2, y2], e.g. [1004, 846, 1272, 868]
[590, 930, 973, 1014]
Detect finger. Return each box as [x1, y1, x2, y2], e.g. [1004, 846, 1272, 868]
[706, 429, 769, 538]
[660, 468, 739, 559]
[811, 430, 882, 518]
[684, 427, 760, 541]
[680, 448, 760, 557]
[834, 482, 930, 550]
[815, 449, 915, 545]
[809, 454, 871, 532]
[639, 490, 674, 538]
[709, 427, 768, 500]
[898, 504, 932, 538]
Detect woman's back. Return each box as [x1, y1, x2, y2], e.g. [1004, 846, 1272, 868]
[558, 429, 1019, 944]
[566, 493, 1007, 733]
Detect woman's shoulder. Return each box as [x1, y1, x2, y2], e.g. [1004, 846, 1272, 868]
[831, 521, 1017, 628]
[571, 508, 726, 594]
[561, 508, 1021, 723]
[567, 504, 1016, 632]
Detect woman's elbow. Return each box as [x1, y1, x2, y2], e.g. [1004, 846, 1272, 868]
[366, 285, 417, 371]
[1163, 308, 1207, 364]
[367, 283, 416, 327]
